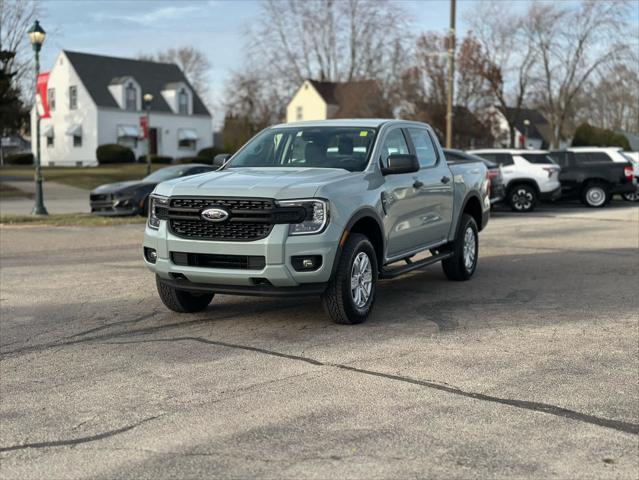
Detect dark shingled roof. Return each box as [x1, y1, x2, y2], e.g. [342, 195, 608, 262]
[498, 106, 550, 144]
[63, 50, 210, 116]
[307, 79, 391, 118]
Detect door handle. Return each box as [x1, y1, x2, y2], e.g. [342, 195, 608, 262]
[413, 180, 424, 189]
[441, 176, 451, 184]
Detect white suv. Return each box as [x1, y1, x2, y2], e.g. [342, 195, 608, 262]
[468, 149, 561, 212]
[565, 147, 639, 202]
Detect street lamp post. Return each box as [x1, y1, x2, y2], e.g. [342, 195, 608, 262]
[523, 119, 530, 149]
[27, 20, 48, 216]
[143, 93, 153, 176]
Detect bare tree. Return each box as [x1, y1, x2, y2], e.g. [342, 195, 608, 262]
[138, 46, 211, 100]
[247, 0, 411, 95]
[0, 0, 38, 102]
[529, 0, 632, 147]
[465, 1, 537, 147]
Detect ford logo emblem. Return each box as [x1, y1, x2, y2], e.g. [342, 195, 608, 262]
[201, 207, 229, 222]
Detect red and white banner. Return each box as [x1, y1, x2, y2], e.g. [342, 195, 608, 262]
[36, 72, 51, 119]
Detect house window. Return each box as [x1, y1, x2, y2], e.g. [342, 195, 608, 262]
[296, 106, 303, 121]
[48, 88, 55, 111]
[178, 138, 196, 150]
[69, 86, 77, 109]
[178, 88, 188, 114]
[46, 133, 54, 147]
[125, 82, 137, 111]
[118, 136, 138, 149]
[73, 134, 82, 147]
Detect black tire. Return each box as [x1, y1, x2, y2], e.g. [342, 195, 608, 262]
[622, 192, 639, 202]
[581, 181, 610, 208]
[508, 184, 537, 212]
[442, 214, 478, 281]
[321, 233, 378, 325]
[155, 275, 214, 313]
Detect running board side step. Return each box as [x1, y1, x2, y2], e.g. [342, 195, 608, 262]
[379, 251, 453, 279]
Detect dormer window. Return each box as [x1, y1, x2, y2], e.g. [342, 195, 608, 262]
[125, 82, 137, 111]
[178, 88, 188, 114]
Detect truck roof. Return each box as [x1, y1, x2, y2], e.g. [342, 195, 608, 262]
[270, 119, 427, 129]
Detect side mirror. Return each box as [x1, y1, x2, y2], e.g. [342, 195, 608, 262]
[213, 153, 231, 168]
[381, 154, 419, 175]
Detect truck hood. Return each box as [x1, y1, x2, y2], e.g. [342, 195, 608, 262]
[154, 167, 355, 199]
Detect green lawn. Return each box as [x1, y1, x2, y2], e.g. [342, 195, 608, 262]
[0, 164, 164, 190]
[0, 213, 146, 227]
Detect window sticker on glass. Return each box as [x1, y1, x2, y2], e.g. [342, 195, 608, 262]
[359, 131, 368, 137]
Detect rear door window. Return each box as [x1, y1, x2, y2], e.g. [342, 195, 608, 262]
[492, 153, 514, 166]
[521, 153, 557, 165]
[407, 128, 438, 168]
[574, 152, 613, 163]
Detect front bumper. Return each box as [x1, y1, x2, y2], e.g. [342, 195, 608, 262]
[540, 186, 562, 202]
[143, 220, 342, 288]
[91, 197, 141, 216]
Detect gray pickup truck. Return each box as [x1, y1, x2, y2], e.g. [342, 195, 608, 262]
[143, 119, 490, 324]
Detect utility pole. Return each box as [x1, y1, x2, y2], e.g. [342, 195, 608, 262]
[445, 0, 456, 149]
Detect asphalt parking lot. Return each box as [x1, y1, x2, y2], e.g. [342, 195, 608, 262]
[1, 201, 638, 479]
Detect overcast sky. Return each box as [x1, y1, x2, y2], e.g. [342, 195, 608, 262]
[37, 0, 636, 126]
[37, 1, 487, 111]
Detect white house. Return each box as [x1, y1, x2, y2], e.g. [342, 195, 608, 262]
[286, 79, 389, 123]
[31, 50, 212, 166]
[485, 106, 561, 150]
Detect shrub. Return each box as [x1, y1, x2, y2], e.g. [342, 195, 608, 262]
[96, 144, 135, 164]
[4, 152, 34, 165]
[572, 123, 631, 150]
[197, 146, 220, 160]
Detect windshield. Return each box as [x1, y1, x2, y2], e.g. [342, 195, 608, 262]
[227, 127, 378, 172]
[144, 166, 191, 182]
[520, 153, 557, 165]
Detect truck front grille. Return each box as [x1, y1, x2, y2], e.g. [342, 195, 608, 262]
[165, 197, 305, 242]
[171, 252, 266, 270]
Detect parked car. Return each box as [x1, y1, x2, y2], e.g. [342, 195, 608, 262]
[468, 149, 561, 212]
[548, 149, 636, 207]
[443, 148, 505, 205]
[90, 164, 214, 216]
[143, 120, 490, 325]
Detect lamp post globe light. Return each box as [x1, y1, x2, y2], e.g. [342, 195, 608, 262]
[143, 93, 153, 175]
[28, 19, 48, 215]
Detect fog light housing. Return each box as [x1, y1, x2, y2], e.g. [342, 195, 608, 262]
[144, 247, 157, 263]
[291, 255, 322, 272]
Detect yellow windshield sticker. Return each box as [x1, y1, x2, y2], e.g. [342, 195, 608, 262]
[360, 131, 368, 137]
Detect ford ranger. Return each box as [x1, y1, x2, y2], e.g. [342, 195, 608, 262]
[143, 120, 490, 324]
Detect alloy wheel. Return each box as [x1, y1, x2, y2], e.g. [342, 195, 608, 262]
[350, 251, 373, 309]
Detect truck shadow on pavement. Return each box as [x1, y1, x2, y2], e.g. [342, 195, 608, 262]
[2, 247, 637, 356]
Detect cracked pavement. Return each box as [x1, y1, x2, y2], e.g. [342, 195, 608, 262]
[1, 201, 638, 479]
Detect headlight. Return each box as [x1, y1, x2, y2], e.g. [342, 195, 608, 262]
[148, 195, 169, 229]
[278, 199, 329, 235]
